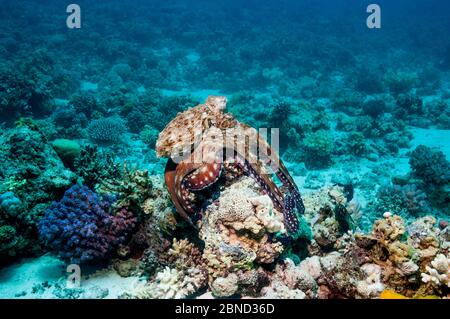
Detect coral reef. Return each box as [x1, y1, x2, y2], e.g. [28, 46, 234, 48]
[376, 184, 433, 218]
[199, 178, 285, 282]
[421, 254, 449, 288]
[38, 185, 136, 264]
[127, 266, 207, 299]
[87, 116, 127, 145]
[410, 145, 450, 186]
[1, 0, 450, 301]
[0, 121, 76, 264]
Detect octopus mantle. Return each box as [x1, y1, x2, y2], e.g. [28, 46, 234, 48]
[156, 96, 304, 234]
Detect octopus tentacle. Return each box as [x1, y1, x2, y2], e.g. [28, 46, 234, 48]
[238, 155, 284, 211]
[283, 192, 301, 233]
[170, 149, 224, 226]
[248, 127, 305, 233]
[274, 158, 298, 190]
[184, 162, 222, 191]
[238, 153, 300, 234]
[275, 158, 305, 219]
[175, 161, 199, 214]
[254, 129, 298, 191]
[226, 127, 304, 234]
[275, 159, 306, 230]
[227, 148, 284, 213]
[164, 159, 197, 228]
[256, 141, 304, 233]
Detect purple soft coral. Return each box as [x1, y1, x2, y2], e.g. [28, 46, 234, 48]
[38, 185, 136, 264]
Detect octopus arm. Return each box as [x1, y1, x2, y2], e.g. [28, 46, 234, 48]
[252, 128, 298, 191]
[175, 161, 199, 211]
[165, 159, 197, 228]
[244, 126, 305, 233]
[184, 162, 223, 191]
[231, 149, 284, 212]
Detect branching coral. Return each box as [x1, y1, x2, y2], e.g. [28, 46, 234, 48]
[348, 212, 449, 298]
[409, 145, 450, 186]
[129, 266, 207, 299]
[408, 145, 450, 209]
[376, 184, 433, 218]
[421, 254, 450, 288]
[99, 169, 153, 212]
[87, 116, 127, 145]
[384, 70, 418, 96]
[38, 185, 136, 264]
[167, 239, 205, 271]
[372, 214, 406, 243]
[0, 193, 28, 261]
[99, 168, 175, 232]
[52, 105, 88, 139]
[302, 130, 334, 169]
[73, 145, 122, 189]
[344, 132, 367, 157]
[303, 186, 356, 250]
[261, 258, 319, 299]
[67, 92, 102, 120]
[315, 252, 363, 298]
[356, 263, 385, 298]
[140, 125, 159, 148]
[0, 224, 28, 262]
[396, 93, 424, 116]
[362, 98, 387, 118]
[211, 274, 240, 297]
[407, 216, 441, 260]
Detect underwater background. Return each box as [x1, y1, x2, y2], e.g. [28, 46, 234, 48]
[0, 0, 449, 299]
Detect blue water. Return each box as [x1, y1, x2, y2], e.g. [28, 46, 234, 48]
[0, 0, 449, 299]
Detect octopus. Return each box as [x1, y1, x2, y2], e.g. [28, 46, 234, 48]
[156, 96, 305, 234]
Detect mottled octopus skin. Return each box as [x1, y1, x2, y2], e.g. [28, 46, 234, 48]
[164, 158, 195, 227]
[184, 162, 222, 191]
[156, 96, 304, 234]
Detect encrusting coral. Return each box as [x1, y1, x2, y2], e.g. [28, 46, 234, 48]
[200, 177, 285, 281]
